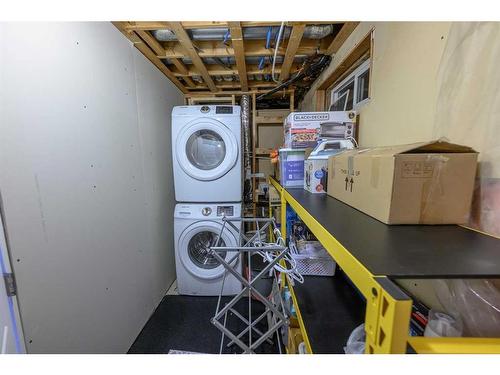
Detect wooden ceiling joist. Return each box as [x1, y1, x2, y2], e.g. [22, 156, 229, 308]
[318, 30, 372, 90]
[167, 22, 218, 92]
[135, 30, 201, 88]
[188, 81, 278, 90]
[136, 30, 165, 56]
[160, 38, 323, 59]
[112, 22, 188, 93]
[279, 22, 306, 82]
[125, 21, 345, 31]
[185, 89, 294, 97]
[169, 58, 197, 88]
[228, 22, 248, 91]
[169, 63, 300, 78]
[325, 22, 360, 55]
[114, 21, 356, 97]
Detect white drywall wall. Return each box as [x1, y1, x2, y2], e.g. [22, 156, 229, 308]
[301, 22, 451, 146]
[0, 22, 183, 353]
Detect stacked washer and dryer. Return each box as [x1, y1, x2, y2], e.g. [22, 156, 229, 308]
[172, 105, 243, 296]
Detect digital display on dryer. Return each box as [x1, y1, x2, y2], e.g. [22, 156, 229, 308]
[216, 106, 233, 114]
[217, 206, 234, 217]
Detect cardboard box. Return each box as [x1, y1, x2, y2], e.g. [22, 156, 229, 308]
[304, 158, 329, 193]
[304, 139, 355, 194]
[327, 140, 478, 224]
[284, 111, 357, 149]
[269, 185, 281, 204]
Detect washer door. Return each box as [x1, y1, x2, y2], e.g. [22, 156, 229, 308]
[178, 221, 239, 280]
[176, 118, 238, 181]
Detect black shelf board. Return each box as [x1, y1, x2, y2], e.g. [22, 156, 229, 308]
[286, 188, 500, 279]
[293, 272, 366, 354]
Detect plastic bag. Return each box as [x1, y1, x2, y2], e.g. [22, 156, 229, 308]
[424, 309, 463, 337]
[344, 324, 365, 354]
[434, 279, 500, 337]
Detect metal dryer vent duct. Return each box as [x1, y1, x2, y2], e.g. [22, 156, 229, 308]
[153, 25, 335, 42]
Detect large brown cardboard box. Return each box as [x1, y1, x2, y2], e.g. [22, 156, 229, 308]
[327, 140, 478, 224]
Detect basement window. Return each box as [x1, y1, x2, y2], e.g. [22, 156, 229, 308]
[330, 59, 370, 111]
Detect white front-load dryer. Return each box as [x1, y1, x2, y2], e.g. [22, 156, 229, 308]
[174, 202, 242, 296]
[172, 105, 242, 202]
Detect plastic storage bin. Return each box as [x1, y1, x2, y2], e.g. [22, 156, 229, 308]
[279, 148, 306, 187]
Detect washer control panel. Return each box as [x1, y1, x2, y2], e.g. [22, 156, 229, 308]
[217, 206, 234, 217]
[174, 203, 241, 219]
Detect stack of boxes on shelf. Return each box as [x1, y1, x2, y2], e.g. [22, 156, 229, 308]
[277, 111, 479, 225]
[278, 111, 358, 192]
[326, 140, 478, 224]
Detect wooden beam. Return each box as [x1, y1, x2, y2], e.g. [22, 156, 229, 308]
[188, 96, 235, 104]
[180, 76, 197, 88]
[124, 21, 171, 31]
[170, 57, 190, 75]
[181, 21, 228, 29]
[169, 63, 300, 77]
[318, 30, 371, 90]
[167, 22, 218, 92]
[279, 23, 306, 81]
[242, 21, 343, 28]
[182, 21, 344, 29]
[188, 81, 278, 90]
[134, 42, 189, 93]
[315, 90, 326, 111]
[112, 22, 188, 94]
[228, 22, 248, 91]
[184, 89, 294, 97]
[326, 22, 360, 55]
[136, 31, 196, 91]
[161, 38, 323, 58]
[136, 30, 165, 56]
[124, 21, 344, 31]
[169, 58, 197, 88]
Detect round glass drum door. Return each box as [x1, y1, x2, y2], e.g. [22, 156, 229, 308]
[179, 222, 238, 280]
[186, 130, 226, 171]
[177, 119, 238, 181]
[187, 231, 226, 269]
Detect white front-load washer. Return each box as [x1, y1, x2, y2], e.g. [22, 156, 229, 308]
[174, 202, 242, 296]
[172, 105, 242, 202]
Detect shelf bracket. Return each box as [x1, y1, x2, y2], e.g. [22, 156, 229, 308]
[365, 277, 412, 354]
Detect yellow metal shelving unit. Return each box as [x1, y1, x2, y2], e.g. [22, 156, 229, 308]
[269, 176, 500, 354]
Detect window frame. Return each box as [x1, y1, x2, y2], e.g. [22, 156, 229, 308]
[330, 58, 371, 111]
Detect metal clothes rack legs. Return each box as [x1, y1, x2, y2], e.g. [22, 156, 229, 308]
[210, 217, 289, 354]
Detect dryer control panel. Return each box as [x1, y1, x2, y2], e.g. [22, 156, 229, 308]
[172, 105, 241, 117]
[174, 203, 241, 219]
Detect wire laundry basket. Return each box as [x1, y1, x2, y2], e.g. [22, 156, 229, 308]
[289, 240, 336, 276]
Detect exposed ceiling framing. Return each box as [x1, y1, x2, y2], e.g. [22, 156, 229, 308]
[228, 21, 248, 91]
[113, 21, 358, 97]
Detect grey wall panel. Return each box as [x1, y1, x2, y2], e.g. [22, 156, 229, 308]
[0, 22, 183, 353]
[132, 51, 179, 300]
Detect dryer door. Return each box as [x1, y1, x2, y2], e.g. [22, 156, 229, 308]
[178, 221, 239, 280]
[176, 118, 238, 181]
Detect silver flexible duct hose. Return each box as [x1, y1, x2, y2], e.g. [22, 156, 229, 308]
[241, 94, 251, 180]
[153, 25, 335, 42]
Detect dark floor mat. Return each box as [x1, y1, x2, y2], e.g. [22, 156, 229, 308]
[128, 295, 282, 354]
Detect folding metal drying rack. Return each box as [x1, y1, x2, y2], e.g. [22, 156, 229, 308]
[209, 217, 290, 354]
